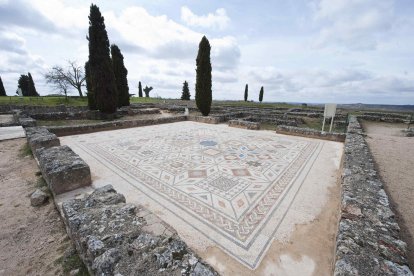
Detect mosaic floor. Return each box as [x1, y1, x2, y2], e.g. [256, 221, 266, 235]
[62, 121, 326, 269]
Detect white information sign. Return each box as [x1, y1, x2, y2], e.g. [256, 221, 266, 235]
[324, 103, 337, 118]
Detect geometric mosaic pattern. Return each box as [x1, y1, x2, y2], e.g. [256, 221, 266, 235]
[64, 121, 322, 269]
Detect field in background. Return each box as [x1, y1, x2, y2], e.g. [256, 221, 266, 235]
[0, 96, 306, 109]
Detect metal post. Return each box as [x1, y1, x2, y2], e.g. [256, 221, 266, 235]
[322, 117, 326, 132]
[329, 115, 335, 132]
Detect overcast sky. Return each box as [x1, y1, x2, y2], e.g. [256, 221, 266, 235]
[0, 0, 413, 104]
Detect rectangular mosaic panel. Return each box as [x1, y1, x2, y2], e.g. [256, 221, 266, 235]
[65, 122, 322, 268]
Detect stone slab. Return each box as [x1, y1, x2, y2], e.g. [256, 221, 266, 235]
[0, 126, 25, 141]
[36, 145, 91, 196]
[25, 127, 60, 154]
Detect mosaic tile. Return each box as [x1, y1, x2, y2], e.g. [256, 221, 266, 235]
[66, 121, 322, 269]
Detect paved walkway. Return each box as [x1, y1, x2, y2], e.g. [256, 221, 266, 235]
[61, 121, 343, 275]
[0, 126, 25, 141]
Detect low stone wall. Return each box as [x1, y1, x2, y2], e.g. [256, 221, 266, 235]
[357, 115, 408, 123]
[127, 107, 161, 115]
[363, 112, 410, 119]
[246, 116, 301, 127]
[36, 145, 91, 196]
[30, 111, 90, 120]
[0, 104, 87, 114]
[333, 117, 412, 275]
[47, 116, 187, 136]
[276, 125, 346, 142]
[25, 127, 60, 155]
[228, 119, 260, 130]
[189, 115, 221, 124]
[61, 185, 217, 276]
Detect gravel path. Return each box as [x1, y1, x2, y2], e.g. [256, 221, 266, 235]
[363, 121, 414, 269]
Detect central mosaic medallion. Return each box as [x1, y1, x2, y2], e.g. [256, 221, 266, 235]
[67, 121, 322, 269]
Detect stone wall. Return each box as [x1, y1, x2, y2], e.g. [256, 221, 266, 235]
[276, 125, 346, 142]
[228, 119, 260, 130]
[357, 115, 407, 123]
[333, 116, 412, 275]
[0, 104, 87, 114]
[47, 116, 187, 136]
[188, 116, 222, 124]
[61, 185, 217, 276]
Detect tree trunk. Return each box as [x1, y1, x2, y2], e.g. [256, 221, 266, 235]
[77, 86, 84, 97]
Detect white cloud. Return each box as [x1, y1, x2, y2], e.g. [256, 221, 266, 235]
[181, 6, 230, 30]
[313, 0, 395, 50]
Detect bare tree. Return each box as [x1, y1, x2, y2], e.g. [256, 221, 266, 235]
[44, 60, 86, 97]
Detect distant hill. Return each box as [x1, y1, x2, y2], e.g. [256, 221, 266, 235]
[338, 103, 414, 113]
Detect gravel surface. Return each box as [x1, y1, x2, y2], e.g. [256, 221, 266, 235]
[363, 121, 414, 270]
[0, 138, 78, 275]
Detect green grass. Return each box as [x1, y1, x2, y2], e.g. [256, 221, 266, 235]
[55, 250, 89, 276]
[0, 96, 317, 110]
[299, 117, 347, 133]
[0, 96, 88, 106]
[212, 100, 308, 109]
[35, 177, 47, 188]
[18, 143, 32, 158]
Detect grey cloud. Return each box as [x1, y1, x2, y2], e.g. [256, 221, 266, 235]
[151, 40, 198, 60]
[0, 0, 57, 32]
[212, 44, 241, 71]
[0, 33, 27, 55]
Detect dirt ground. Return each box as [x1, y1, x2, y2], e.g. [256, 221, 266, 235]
[362, 121, 414, 269]
[0, 138, 84, 276]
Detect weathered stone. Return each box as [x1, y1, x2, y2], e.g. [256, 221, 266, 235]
[19, 116, 36, 127]
[36, 145, 91, 195]
[334, 116, 413, 276]
[30, 189, 48, 206]
[25, 127, 60, 154]
[189, 116, 221, 124]
[47, 116, 187, 136]
[228, 119, 260, 130]
[276, 125, 346, 142]
[61, 185, 217, 276]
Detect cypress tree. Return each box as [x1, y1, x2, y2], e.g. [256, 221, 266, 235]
[259, 86, 264, 103]
[181, 81, 190, 100]
[195, 36, 212, 116]
[88, 4, 118, 114]
[111, 44, 129, 107]
[28, 72, 39, 96]
[138, 81, 143, 97]
[85, 61, 97, 110]
[244, 84, 248, 102]
[18, 75, 30, 96]
[0, 76, 6, 96]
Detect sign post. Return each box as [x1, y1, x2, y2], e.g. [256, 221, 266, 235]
[322, 103, 337, 133]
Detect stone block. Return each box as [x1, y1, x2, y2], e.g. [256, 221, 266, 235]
[190, 116, 221, 124]
[228, 119, 260, 130]
[36, 145, 91, 195]
[19, 116, 37, 127]
[25, 127, 60, 154]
